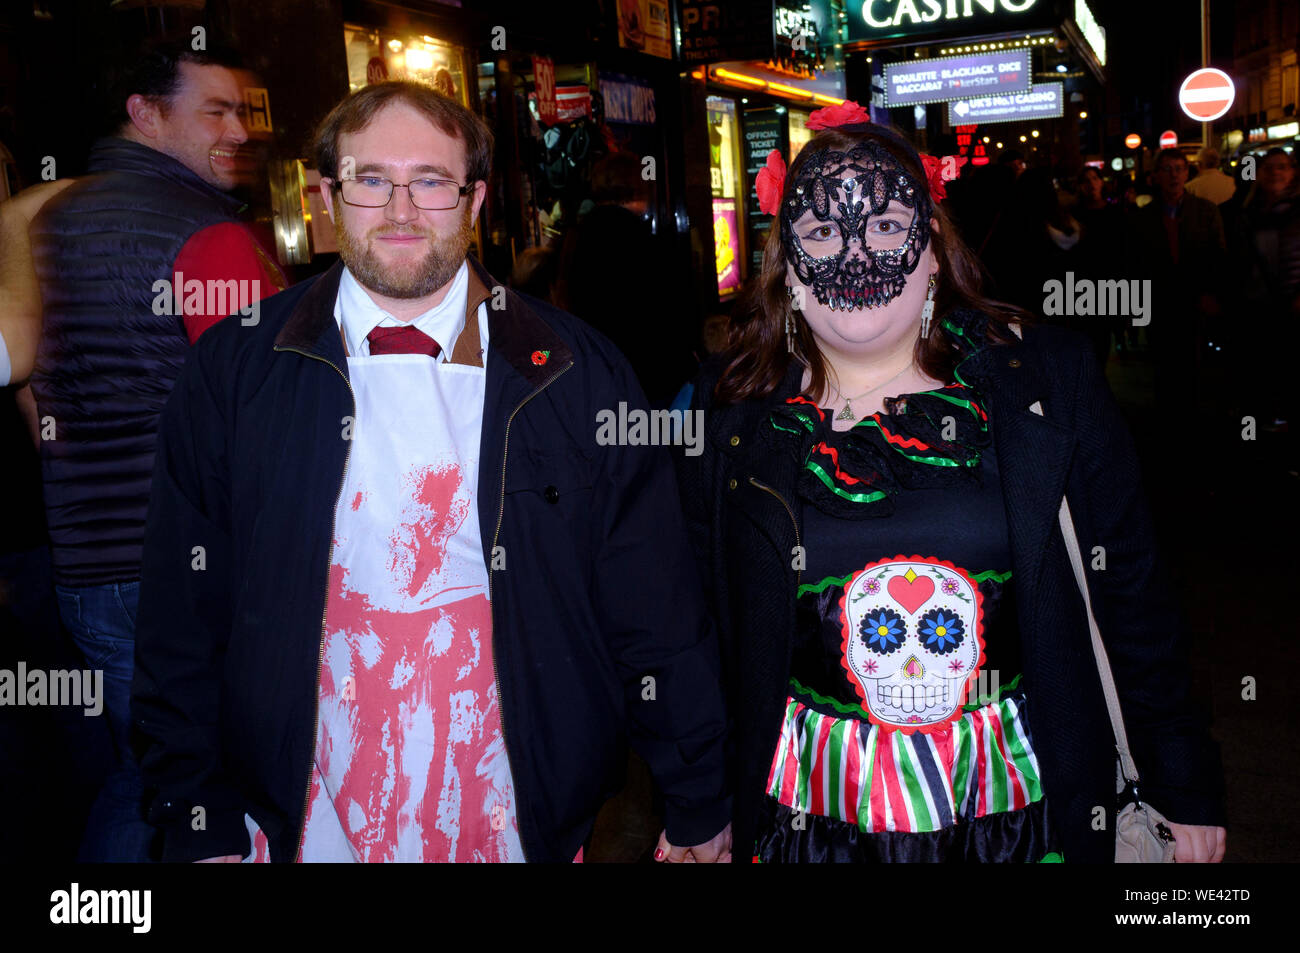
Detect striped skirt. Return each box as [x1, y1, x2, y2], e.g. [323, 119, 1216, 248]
[758, 682, 1057, 860]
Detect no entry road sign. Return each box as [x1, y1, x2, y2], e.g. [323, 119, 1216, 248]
[1179, 68, 1235, 122]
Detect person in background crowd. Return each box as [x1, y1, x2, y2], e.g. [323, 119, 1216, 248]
[997, 147, 1026, 179]
[1073, 167, 1129, 364]
[676, 111, 1225, 864]
[1234, 148, 1300, 441]
[981, 168, 1081, 323]
[554, 151, 696, 407]
[21, 37, 285, 862]
[132, 81, 731, 864]
[507, 245, 557, 302]
[1185, 147, 1237, 207]
[1127, 148, 1225, 434]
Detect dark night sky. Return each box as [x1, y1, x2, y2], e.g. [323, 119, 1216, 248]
[1092, 0, 1236, 136]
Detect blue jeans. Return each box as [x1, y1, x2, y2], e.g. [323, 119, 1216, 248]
[55, 581, 156, 862]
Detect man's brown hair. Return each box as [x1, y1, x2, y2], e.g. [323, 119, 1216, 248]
[312, 80, 493, 184]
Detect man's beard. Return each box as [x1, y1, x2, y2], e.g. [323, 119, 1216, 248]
[335, 208, 475, 299]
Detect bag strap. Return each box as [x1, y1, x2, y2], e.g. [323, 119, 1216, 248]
[1010, 323, 1141, 783]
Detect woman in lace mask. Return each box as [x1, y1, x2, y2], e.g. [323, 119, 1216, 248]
[667, 107, 1226, 864]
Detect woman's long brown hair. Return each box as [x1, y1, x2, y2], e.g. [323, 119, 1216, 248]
[714, 126, 1027, 405]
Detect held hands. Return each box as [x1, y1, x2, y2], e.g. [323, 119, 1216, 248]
[1165, 822, 1226, 863]
[654, 823, 733, 863]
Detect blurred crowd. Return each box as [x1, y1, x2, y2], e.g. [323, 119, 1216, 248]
[946, 145, 1298, 450]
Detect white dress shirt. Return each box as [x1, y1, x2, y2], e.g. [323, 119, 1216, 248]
[333, 260, 489, 360]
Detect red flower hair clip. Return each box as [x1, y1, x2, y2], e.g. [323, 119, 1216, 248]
[806, 100, 872, 130]
[755, 148, 786, 217]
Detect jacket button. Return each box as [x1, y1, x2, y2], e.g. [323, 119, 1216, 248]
[729, 435, 741, 447]
[1007, 358, 1022, 368]
[544, 485, 559, 503]
[728, 478, 738, 490]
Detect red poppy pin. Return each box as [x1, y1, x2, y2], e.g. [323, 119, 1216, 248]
[531, 349, 550, 366]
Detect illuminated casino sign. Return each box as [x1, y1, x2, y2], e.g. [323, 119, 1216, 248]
[884, 49, 1031, 106]
[844, 0, 1056, 45]
[947, 82, 1063, 124]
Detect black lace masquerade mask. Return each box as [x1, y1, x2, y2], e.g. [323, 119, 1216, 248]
[779, 141, 933, 311]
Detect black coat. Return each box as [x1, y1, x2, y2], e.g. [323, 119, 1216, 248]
[674, 319, 1226, 862]
[132, 258, 730, 862]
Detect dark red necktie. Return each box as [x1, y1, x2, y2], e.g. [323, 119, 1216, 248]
[366, 325, 442, 357]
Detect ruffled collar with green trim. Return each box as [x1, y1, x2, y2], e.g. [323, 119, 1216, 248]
[765, 309, 995, 519]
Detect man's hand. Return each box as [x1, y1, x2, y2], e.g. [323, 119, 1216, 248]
[194, 855, 242, 863]
[653, 823, 732, 863]
[1166, 822, 1225, 863]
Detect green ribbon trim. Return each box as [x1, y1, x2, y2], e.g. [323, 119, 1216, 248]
[798, 568, 1009, 598]
[797, 573, 855, 598]
[1037, 851, 1064, 863]
[789, 676, 873, 719]
[839, 420, 975, 467]
[961, 671, 1023, 711]
[805, 459, 890, 505]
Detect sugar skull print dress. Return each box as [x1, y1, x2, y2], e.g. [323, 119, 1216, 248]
[754, 314, 1062, 863]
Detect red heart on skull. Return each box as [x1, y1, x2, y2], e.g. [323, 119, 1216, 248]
[887, 572, 934, 615]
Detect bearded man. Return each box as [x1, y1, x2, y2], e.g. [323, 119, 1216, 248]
[131, 81, 732, 863]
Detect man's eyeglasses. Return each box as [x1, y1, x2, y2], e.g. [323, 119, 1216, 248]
[334, 175, 474, 211]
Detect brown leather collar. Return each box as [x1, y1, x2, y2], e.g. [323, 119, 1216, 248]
[448, 261, 492, 367]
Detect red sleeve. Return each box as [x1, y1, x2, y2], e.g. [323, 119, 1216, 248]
[172, 222, 287, 343]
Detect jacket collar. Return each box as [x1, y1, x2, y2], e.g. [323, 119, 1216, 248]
[87, 136, 244, 216]
[273, 256, 573, 386]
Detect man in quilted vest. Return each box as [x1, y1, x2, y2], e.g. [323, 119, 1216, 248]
[25, 38, 284, 861]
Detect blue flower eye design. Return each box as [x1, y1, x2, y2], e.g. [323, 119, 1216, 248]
[859, 609, 906, 654]
[918, 608, 965, 655]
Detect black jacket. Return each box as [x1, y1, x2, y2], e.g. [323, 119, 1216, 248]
[132, 258, 730, 862]
[674, 319, 1226, 863]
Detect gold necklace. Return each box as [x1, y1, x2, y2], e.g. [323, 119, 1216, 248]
[829, 364, 914, 421]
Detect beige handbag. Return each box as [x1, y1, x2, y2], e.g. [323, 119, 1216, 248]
[1027, 395, 1177, 862]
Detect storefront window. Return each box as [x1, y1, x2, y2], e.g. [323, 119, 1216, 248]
[788, 108, 813, 160]
[343, 25, 468, 106]
[707, 95, 743, 298]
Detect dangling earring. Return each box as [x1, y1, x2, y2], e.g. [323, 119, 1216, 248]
[786, 286, 798, 355]
[920, 274, 937, 339]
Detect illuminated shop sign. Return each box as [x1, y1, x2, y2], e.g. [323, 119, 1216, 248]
[883, 49, 1030, 107]
[845, 0, 1052, 44]
[1074, 0, 1106, 66]
[947, 81, 1063, 124]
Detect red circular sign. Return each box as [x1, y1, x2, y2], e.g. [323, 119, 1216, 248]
[1125, 133, 1141, 149]
[1179, 68, 1235, 122]
[1159, 130, 1178, 148]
